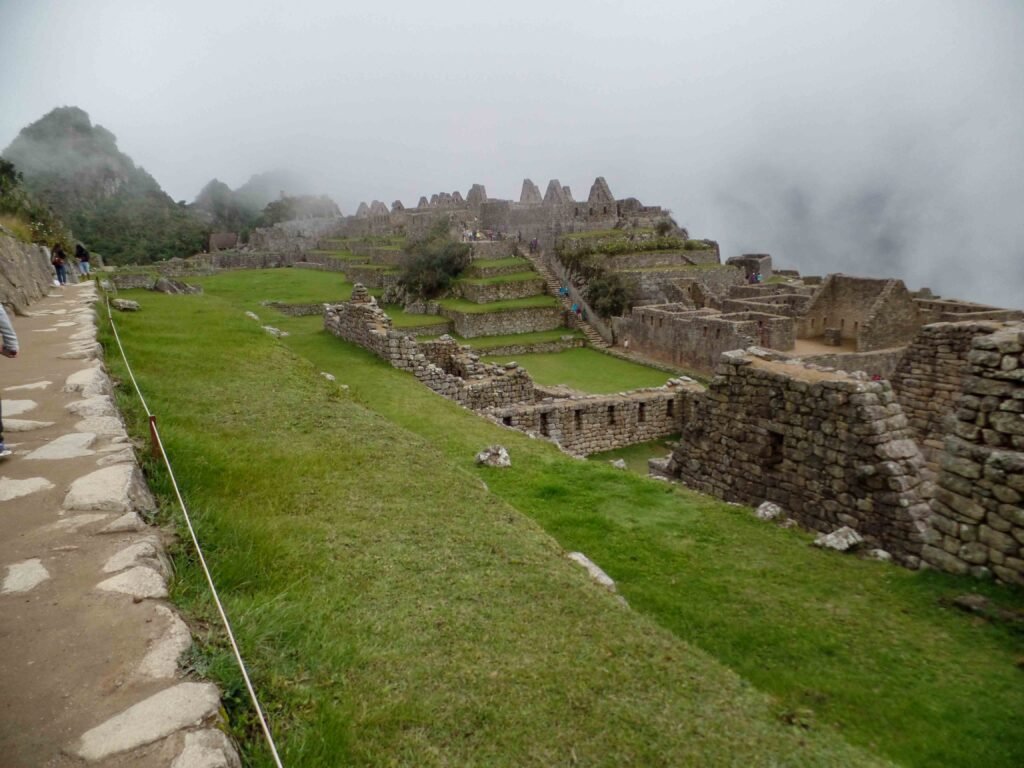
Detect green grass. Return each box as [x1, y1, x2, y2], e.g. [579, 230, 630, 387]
[589, 436, 680, 474]
[469, 257, 530, 269]
[458, 272, 541, 286]
[104, 270, 1024, 767]
[382, 306, 450, 328]
[565, 228, 656, 240]
[100, 288, 877, 767]
[189, 269, 358, 310]
[438, 295, 559, 314]
[441, 328, 584, 350]
[307, 249, 364, 261]
[483, 348, 673, 393]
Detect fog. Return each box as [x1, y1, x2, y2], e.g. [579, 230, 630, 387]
[2, 0, 1022, 306]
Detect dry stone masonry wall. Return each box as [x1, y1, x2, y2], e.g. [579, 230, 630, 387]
[669, 351, 930, 564]
[923, 324, 1024, 584]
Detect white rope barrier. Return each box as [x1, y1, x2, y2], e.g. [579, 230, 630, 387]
[104, 294, 285, 767]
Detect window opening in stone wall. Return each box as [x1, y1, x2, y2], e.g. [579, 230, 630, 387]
[638, 402, 646, 423]
[502, 416, 512, 427]
[603, 206, 608, 214]
[840, 318, 845, 329]
[716, 328, 721, 339]
[703, 326, 708, 337]
[658, 317, 663, 328]
[540, 412, 550, 437]
[608, 405, 615, 425]
[854, 321, 859, 333]
[667, 399, 674, 418]
[766, 430, 784, 467]
[574, 409, 582, 431]
[589, 207, 594, 216]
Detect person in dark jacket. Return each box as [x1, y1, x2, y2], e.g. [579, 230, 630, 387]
[51, 244, 68, 285]
[75, 243, 91, 276]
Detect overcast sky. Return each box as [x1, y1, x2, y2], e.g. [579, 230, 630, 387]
[2, 0, 1022, 306]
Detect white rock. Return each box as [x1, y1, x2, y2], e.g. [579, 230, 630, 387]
[95, 565, 168, 598]
[866, 548, 893, 562]
[4, 381, 51, 391]
[813, 526, 865, 552]
[72, 682, 221, 761]
[320, 371, 336, 381]
[64, 365, 111, 397]
[63, 464, 153, 514]
[97, 448, 136, 466]
[262, 325, 289, 338]
[755, 501, 785, 521]
[609, 459, 628, 470]
[59, 343, 102, 360]
[3, 400, 37, 417]
[136, 605, 192, 680]
[100, 511, 147, 533]
[170, 728, 240, 768]
[475, 445, 511, 468]
[567, 551, 617, 592]
[25, 432, 97, 460]
[3, 418, 55, 432]
[245, 311, 260, 321]
[2, 558, 51, 593]
[75, 415, 126, 438]
[0, 476, 55, 501]
[66, 395, 118, 417]
[102, 539, 161, 573]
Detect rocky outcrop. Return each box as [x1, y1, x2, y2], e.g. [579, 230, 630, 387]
[0, 231, 58, 314]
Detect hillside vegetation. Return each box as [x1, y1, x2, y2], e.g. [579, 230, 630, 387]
[100, 268, 1024, 767]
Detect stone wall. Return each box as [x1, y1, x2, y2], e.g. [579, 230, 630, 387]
[441, 306, 564, 338]
[263, 301, 327, 317]
[923, 324, 1024, 584]
[798, 275, 922, 352]
[0, 234, 63, 313]
[458, 277, 546, 303]
[891, 322, 1002, 464]
[798, 348, 906, 380]
[916, 299, 1023, 324]
[668, 351, 930, 563]
[477, 337, 584, 356]
[323, 288, 534, 409]
[613, 305, 794, 372]
[486, 385, 694, 455]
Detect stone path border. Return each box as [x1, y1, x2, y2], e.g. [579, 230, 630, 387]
[0, 282, 240, 767]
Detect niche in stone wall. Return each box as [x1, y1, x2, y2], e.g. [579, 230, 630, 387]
[540, 412, 550, 437]
[574, 409, 582, 431]
[765, 430, 784, 467]
[638, 402, 646, 423]
[667, 399, 674, 418]
[608, 405, 616, 425]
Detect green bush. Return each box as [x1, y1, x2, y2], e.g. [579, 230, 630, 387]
[398, 220, 471, 299]
[585, 272, 637, 319]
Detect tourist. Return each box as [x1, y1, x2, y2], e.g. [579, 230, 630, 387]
[75, 243, 91, 276]
[0, 303, 19, 458]
[51, 244, 68, 285]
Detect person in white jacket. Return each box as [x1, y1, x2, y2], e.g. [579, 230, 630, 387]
[0, 303, 19, 457]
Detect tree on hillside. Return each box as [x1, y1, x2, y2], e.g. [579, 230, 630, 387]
[398, 219, 471, 299]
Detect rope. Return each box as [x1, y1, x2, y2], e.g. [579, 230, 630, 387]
[103, 294, 285, 767]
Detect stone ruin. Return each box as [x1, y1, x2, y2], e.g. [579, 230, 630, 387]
[323, 286, 691, 455]
[520, 179, 543, 204]
[648, 320, 1024, 584]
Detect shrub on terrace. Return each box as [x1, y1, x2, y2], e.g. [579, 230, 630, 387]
[398, 219, 471, 299]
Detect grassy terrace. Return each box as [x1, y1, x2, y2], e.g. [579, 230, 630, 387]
[438, 295, 559, 313]
[307, 249, 364, 261]
[430, 328, 584, 350]
[383, 306, 450, 328]
[102, 269, 1024, 767]
[469, 257, 530, 269]
[458, 271, 542, 286]
[483, 348, 673, 393]
[588, 436, 682, 475]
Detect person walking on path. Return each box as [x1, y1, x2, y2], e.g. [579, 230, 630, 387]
[51, 243, 68, 285]
[75, 243, 91, 276]
[0, 303, 19, 457]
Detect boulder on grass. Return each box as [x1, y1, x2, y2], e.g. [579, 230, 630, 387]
[111, 299, 140, 312]
[475, 445, 510, 468]
[813, 526, 864, 552]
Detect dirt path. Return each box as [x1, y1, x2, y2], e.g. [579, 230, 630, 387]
[0, 283, 238, 767]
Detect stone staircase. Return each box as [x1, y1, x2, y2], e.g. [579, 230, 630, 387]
[520, 249, 610, 349]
